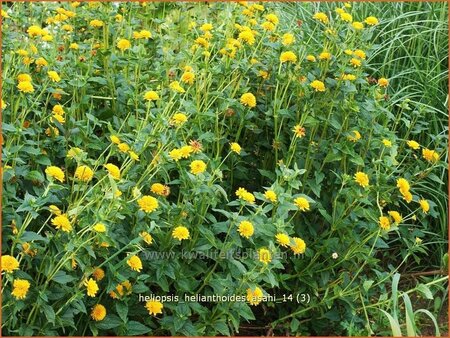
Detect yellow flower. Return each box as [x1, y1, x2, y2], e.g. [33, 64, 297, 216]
[340, 12, 353, 22]
[190, 160, 207, 175]
[294, 197, 310, 211]
[75, 165, 94, 182]
[90, 19, 104, 28]
[319, 52, 331, 61]
[48, 71, 61, 82]
[258, 248, 272, 265]
[139, 30, 152, 39]
[180, 145, 192, 158]
[261, 21, 275, 31]
[388, 211, 403, 224]
[247, 287, 263, 306]
[52, 105, 65, 115]
[352, 21, 364, 30]
[11, 279, 30, 300]
[51, 214, 72, 232]
[292, 124, 306, 138]
[282, 33, 295, 46]
[49, 205, 62, 215]
[52, 114, 65, 124]
[93, 222, 106, 233]
[403, 190, 413, 203]
[238, 30, 255, 45]
[17, 81, 34, 93]
[169, 148, 183, 161]
[265, 13, 279, 24]
[258, 70, 269, 79]
[181, 71, 195, 85]
[240, 92, 256, 108]
[117, 38, 131, 51]
[264, 190, 277, 203]
[313, 12, 329, 24]
[407, 140, 420, 150]
[230, 142, 241, 154]
[144, 90, 159, 101]
[84, 278, 99, 297]
[145, 300, 163, 316]
[129, 151, 139, 161]
[1, 9, 9, 18]
[306, 55, 316, 62]
[422, 148, 439, 162]
[378, 78, 389, 88]
[290, 237, 306, 254]
[140, 231, 153, 245]
[342, 74, 356, 81]
[104, 163, 121, 180]
[169, 81, 185, 93]
[365, 16, 379, 26]
[379, 216, 391, 230]
[172, 226, 190, 240]
[348, 130, 361, 142]
[419, 199, 430, 214]
[1, 255, 19, 273]
[170, 112, 188, 126]
[69, 43, 79, 50]
[310, 80, 325, 92]
[92, 268, 105, 281]
[238, 220, 254, 239]
[151, 183, 166, 196]
[396, 178, 410, 194]
[382, 139, 392, 148]
[17, 73, 32, 82]
[127, 255, 143, 272]
[280, 51, 297, 63]
[91, 304, 106, 321]
[138, 195, 159, 213]
[45, 166, 65, 182]
[275, 233, 290, 247]
[118, 143, 130, 153]
[350, 58, 362, 67]
[354, 172, 369, 188]
[353, 49, 366, 59]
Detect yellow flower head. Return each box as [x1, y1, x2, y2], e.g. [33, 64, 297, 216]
[90, 19, 104, 28]
[169, 81, 185, 93]
[91, 304, 106, 321]
[275, 233, 290, 247]
[104, 163, 121, 180]
[17, 73, 32, 82]
[169, 148, 183, 161]
[407, 140, 420, 150]
[379, 216, 391, 230]
[146, 300, 163, 315]
[171, 112, 188, 126]
[45, 166, 65, 182]
[419, 199, 430, 214]
[382, 139, 392, 148]
[144, 90, 159, 101]
[246, 287, 263, 306]
[51, 214, 72, 232]
[353, 49, 366, 59]
[265, 13, 279, 24]
[348, 130, 361, 142]
[49, 205, 62, 215]
[238, 220, 254, 239]
[84, 278, 99, 297]
[294, 197, 310, 211]
[230, 142, 242, 154]
[310, 80, 325, 92]
[92, 268, 105, 281]
[11, 279, 30, 300]
[118, 143, 130, 153]
[258, 248, 272, 265]
[172, 226, 190, 240]
[117, 38, 131, 51]
[261, 21, 275, 31]
[17, 81, 34, 93]
[190, 160, 207, 175]
[378, 78, 389, 88]
[292, 124, 306, 138]
[354, 172, 369, 188]
[48, 71, 61, 82]
[290, 237, 306, 254]
[422, 148, 439, 163]
[75, 165, 94, 182]
[93, 222, 106, 233]
[340, 12, 353, 22]
[1, 255, 19, 273]
[280, 51, 297, 63]
[319, 52, 331, 61]
[240, 92, 256, 108]
[140, 231, 153, 245]
[388, 211, 403, 224]
[264, 190, 277, 203]
[127, 255, 143, 272]
[282, 33, 295, 46]
[352, 21, 364, 30]
[350, 58, 362, 68]
[181, 71, 195, 85]
[313, 12, 328, 24]
[396, 178, 410, 194]
[365, 16, 379, 26]
[238, 30, 255, 45]
[138, 195, 159, 213]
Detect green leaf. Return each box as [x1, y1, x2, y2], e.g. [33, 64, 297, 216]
[41, 304, 56, 325]
[126, 321, 151, 335]
[52, 271, 77, 285]
[21, 231, 48, 243]
[115, 302, 128, 322]
[416, 284, 433, 300]
[96, 314, 123, 330]
[380, 309, 402, 337]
